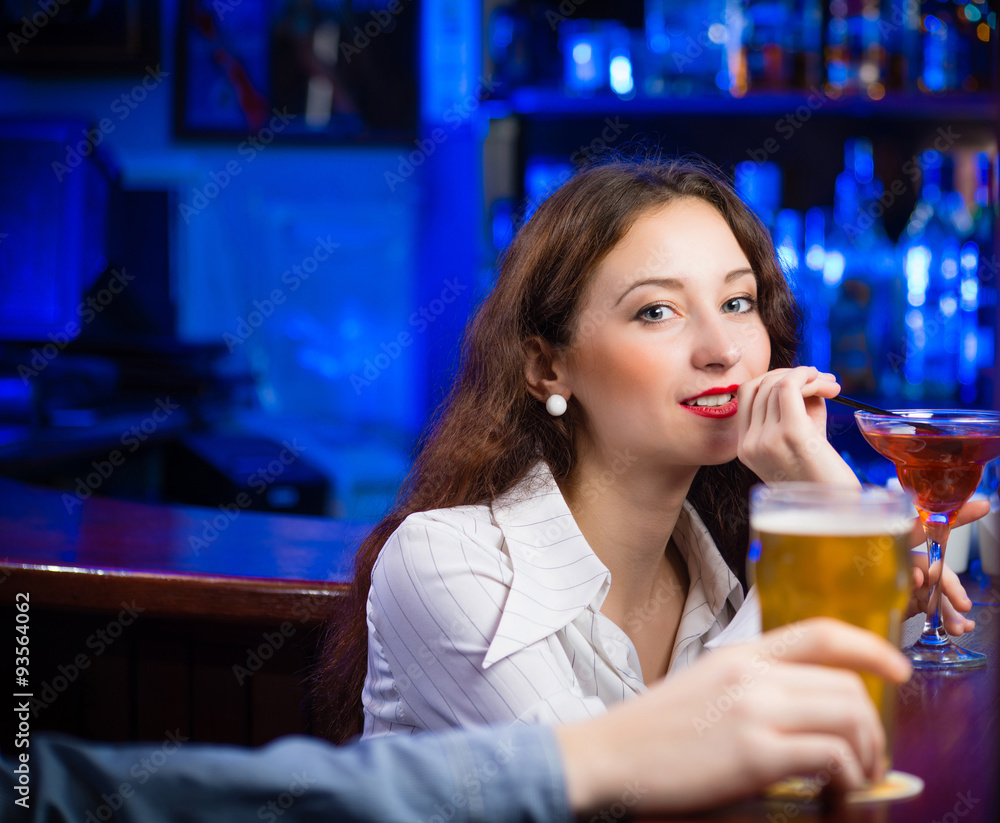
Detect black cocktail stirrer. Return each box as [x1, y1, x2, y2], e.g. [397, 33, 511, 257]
[830, 395, 946, 435]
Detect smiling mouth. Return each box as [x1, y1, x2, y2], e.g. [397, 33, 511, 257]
[682, 393, 736, 408]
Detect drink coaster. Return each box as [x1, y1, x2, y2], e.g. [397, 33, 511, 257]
[845, 770, 924, 804]
[763, 776, 822, 801]
[764, 770, 923, 805]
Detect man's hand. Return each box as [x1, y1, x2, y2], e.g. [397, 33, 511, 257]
[556, 618, 911, 817]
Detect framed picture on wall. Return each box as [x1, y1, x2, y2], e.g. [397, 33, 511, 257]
[174, 0, 418, 144]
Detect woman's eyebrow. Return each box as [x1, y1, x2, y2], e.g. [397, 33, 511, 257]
[615, 267, 755, 306]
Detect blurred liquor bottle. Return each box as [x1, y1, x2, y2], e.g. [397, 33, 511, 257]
[486, 3, 535, 96]
[644, 0, 736, 95]
[741, 0, 794, 90]
[918, 0, 995, 93]
[823, 0, 885, 96]
[967, 151, 998, 404]
[775, 207, 832, 371]
[897, 150, 974, 400]
[823, 138, 899, 396]
[918, 1, 963, 92]
[880, 0, 923, 91]
[734, 159, 782, 230]
[802, 206, 832, 372]
[791, 0, 825, 88]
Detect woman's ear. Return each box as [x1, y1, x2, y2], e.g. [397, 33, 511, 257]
[523, 336, 571, 403]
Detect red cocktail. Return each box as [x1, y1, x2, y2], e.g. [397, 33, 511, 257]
[856, 410, 1000, 669]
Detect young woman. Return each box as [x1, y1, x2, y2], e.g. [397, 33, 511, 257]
[311, 157, 978, 743]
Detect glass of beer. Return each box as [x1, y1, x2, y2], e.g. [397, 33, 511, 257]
[748, 482, 914, 790]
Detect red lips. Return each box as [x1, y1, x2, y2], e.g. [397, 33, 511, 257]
[681, 384, 740, 403]
[680, 384, 740, 419]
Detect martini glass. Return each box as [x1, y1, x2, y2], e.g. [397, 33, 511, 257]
[855, 409, 1000, 669]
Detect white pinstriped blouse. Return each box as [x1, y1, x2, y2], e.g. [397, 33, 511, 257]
[361, 462, 751, 738]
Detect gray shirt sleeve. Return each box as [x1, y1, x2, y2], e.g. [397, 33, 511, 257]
[3, 725, 571, 823]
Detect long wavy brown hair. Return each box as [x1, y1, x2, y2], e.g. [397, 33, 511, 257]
[308, 156, 802, 743]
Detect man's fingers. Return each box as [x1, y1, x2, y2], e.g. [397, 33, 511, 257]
[763, 667, 884, 777]
[765, 736, 872, 792]
[756, 619, 912, 684]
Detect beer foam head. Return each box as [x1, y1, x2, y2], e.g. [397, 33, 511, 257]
[751, 508, 911, 536]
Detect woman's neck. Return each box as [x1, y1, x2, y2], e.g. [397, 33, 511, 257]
[560, 449, 698, 599]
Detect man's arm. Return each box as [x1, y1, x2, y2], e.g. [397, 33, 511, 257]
[3, 619, 912, 822]
[4, 726, 570, 823]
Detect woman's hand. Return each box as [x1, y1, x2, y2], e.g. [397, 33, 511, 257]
[906, 499, 988, 635]
[556, 618, 911, 816]
[736, 367, 859, 487]
[908, 553, 974, 634]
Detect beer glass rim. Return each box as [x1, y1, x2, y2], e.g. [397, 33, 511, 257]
[750, 481, 913, 510]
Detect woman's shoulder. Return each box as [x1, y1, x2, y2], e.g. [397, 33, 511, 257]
[374, 502, 509, 578]
[396, 501, 502, 544]
[368, 502, 515, 622]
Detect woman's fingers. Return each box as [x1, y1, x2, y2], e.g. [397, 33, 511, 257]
[748, 367, 820, 412]
[909, 503, 989, 548]
[738, 368, 799, 427]
[908, 548, 974, 630]
[736, 368, 855, 484]
[939, 562, 973, 611]
[953, 499, 991, 529]
[942, 597, 975, 635]
[800, 375, 843, 399]
[737, 366, 833, 443]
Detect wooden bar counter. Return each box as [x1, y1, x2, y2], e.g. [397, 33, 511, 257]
[3, 477, 997, 821]
[0, 477, 367, 750]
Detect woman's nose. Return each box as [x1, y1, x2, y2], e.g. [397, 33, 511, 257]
[691, 316, 744, 371]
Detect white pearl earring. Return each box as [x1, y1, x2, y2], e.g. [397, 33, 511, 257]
[545, 394, 567, 417]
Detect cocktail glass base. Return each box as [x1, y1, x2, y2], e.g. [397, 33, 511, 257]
[904, 638, 986, 670]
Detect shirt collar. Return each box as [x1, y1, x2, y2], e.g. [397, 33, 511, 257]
[483, 462, 610, 668]
[481, 462, 744, 670]
[673, 500, 743, 620]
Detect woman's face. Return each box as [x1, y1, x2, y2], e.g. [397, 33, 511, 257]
[559, 197, 772, 469]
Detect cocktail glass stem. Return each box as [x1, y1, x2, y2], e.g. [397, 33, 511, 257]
[918, 518, 949, 644]
[906, 513, 986, 669]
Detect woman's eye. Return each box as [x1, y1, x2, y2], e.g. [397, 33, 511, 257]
[722, 296, 756, 314]
[638, 304, 675, 323]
